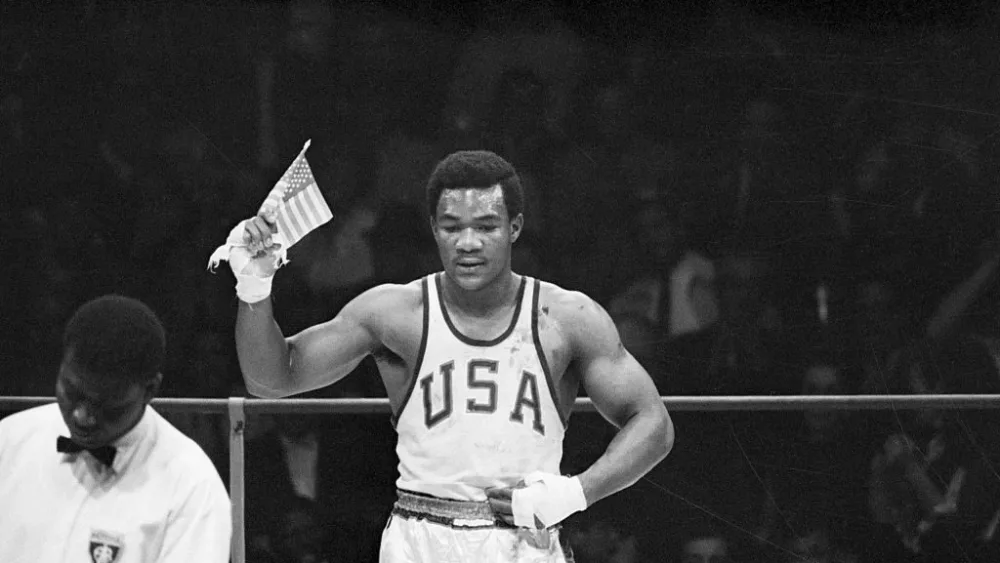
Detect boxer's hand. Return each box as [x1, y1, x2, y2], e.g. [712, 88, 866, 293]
[488, 473, 587, 529]
[230, 211, 283, 279]
[242, 210, 282, 257]
[486, 481, 544, 528]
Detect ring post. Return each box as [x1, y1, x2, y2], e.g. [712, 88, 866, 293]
[228, 397, 247, 563]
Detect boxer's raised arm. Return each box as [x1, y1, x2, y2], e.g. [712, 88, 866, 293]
[235, 284, 400, 398]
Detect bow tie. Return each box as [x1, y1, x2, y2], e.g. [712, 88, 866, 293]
[57, 436, 117, 468]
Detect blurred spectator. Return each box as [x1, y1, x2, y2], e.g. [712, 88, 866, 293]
[568, 519, 641, 563]
[604, 195, 718, 335]
[248, 495, 334, 563]
[246, 414, 332, 539]
[289, 199, 438, 311]
[799, 362, 852, 442]
[617, 242, 719, 342]
[779, 512, 860, 563]
[618, 135, 680, 212]
[852, 277, 908, 393]
[658, 251, 779, 396]
[602, 194, 719, 393]
[709, 252, 785, 392]
[747, 356, 872, 558]
[924, 240, 1000, 343]
[861, 240, 1000, 396]
[866, 340, 1000, 561]
[678, 523, 734, 563]
[246, 406, 396, 563]
[443, 4, 587, 148]
[293, 203, 378, 298]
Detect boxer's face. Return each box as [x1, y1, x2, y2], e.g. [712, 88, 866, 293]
[433, 184, 522, 292]
[55, 350, 159, 449]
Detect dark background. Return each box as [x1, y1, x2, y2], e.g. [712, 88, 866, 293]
[2, 1, 999, 561]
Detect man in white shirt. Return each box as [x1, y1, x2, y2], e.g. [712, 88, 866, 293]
[0, 294, 232, 563]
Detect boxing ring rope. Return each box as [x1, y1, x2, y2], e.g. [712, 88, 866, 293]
[8, 394, 1000, 413]
[4, 393, 1000, 562]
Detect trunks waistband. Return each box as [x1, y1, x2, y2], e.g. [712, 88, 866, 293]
[392, 489, 508, 528]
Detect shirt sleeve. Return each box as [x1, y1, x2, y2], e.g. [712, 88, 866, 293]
[157, 470, 232, 563]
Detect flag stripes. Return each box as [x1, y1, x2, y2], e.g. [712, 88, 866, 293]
[257, 140, 333, 248]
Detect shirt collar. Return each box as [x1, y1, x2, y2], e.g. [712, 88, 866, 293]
[107, 405, 154, 474]
[56, 406, 153, 476]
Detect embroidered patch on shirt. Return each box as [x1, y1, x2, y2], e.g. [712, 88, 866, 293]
[89, 530, 124, 563]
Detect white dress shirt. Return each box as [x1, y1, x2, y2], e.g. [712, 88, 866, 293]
[0, 403, 231, 563]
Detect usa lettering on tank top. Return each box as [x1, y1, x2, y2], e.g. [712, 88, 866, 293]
[393, 273, 569, 501]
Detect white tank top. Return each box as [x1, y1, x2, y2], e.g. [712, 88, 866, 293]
[393, 273, 568, 501]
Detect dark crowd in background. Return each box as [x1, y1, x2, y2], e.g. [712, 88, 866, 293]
[2, 1, 999, 561]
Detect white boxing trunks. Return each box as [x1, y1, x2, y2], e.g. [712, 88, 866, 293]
[379, 490, 574, 563]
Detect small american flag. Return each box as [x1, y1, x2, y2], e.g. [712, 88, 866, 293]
[260, 140, 333, 248]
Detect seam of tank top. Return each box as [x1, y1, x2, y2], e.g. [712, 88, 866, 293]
[434, 272, 527, 347]
[532, 278, 570, 428]
[391, 275, 431, 428]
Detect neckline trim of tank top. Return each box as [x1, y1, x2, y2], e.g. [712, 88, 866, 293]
[434, 273, 528, 347]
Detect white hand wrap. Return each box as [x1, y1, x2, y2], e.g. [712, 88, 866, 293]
[207, 220, 287, 304]
[511, 472, 588, 529]
[233, 272, 274, 304]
